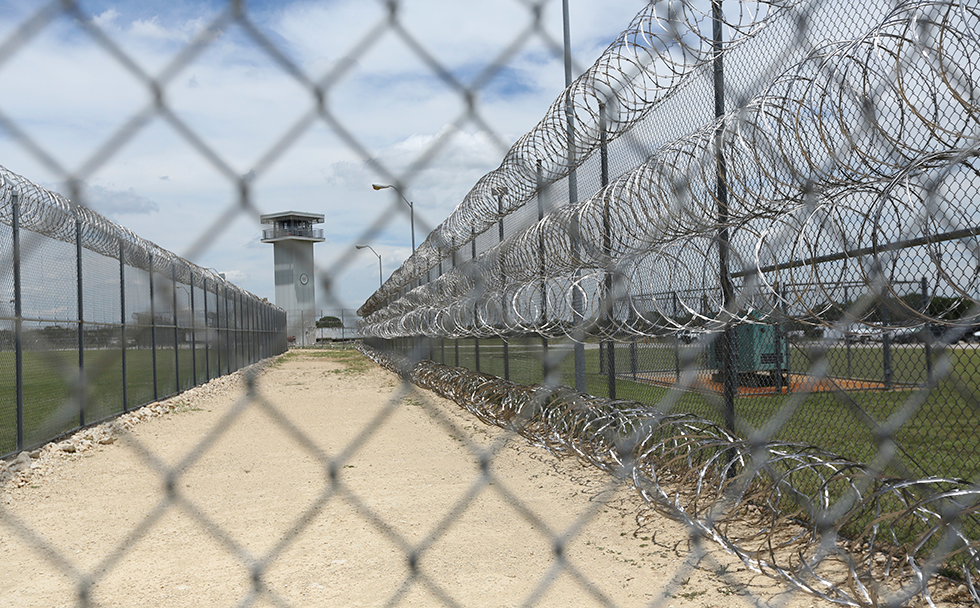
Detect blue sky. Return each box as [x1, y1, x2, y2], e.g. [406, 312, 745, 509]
[0, 0, 649, 314]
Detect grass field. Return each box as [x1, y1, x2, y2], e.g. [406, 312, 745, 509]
[423, 337, 980, 483]
[395, 338, 980, 575]
[0, 346, 237, 456]
[8, 337, 979, 481]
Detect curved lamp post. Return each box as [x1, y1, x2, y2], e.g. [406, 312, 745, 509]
[356, 245, 383, 289]
[372, 183, 415, 253]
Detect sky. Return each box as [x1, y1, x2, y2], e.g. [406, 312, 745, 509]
[0, 0, 650, 315]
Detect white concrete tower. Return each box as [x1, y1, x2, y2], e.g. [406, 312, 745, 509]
[260, 211, 325, 346]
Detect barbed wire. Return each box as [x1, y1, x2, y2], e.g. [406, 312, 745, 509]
[4, 0, 979, 606]
[0, 165, 254, 296]
[360, 344, 980, 607]
[0, 164, 284, 456]
[358, 0, 807, 315]
[359, 0, 980, 340]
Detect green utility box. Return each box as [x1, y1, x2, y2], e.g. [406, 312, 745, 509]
[709, 322, 789, 384]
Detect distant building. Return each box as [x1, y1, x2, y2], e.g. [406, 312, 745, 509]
[260, 211, 325, 346]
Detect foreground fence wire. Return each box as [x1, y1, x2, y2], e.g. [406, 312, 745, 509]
[1, 0, 979, 606]
[0, 165, 287, 458]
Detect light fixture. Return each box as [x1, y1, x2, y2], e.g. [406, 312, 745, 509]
[356, 245, 383, 289]
[371, 183, 415, 252]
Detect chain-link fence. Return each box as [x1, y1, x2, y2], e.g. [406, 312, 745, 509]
[311, 308, 361, 344]
[359, 0, 980, 605]
[2, 0, 979, 606]
[0, 165, 287, 458]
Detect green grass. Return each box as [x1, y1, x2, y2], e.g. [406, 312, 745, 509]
[0, 345, 249, 456]
[414, 336, 980, 572]
[418, 338, 980, 483]
[288, 347, 373, 375]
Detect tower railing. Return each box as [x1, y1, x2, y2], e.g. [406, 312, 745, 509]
[261, 228, 324, 240]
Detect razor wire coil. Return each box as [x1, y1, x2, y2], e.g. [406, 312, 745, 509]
[361, 344, 980, 608]
[359, 0, 980, 343]
[0, 165, 259, 299]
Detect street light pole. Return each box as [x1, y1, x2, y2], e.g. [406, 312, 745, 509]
[356, 245, 383, 289]
[372, 184, 415, 253]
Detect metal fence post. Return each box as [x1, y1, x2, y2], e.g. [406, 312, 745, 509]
[12, 192, 24, 450]
[882, 303, 893, 390]
[215, 279, 221, 378]
[630, 339, 638, 381]
[235, 290, 241, 369]
[172, 264, 180, 392]
[244, 294, 248, 361]
[231, 288, 237, 369]
[224, 283, 231, 374]
[922, 277, 933, 384]
[600, 102, 615, 399]
[471, 228, 480, 373]
[713, 0, 738, 439]
[204, 275, 210, 381]
[259, 301, 265, 359]
[233, 291, 239, 367]
[212, 279, 218, 376]
[149, 252, 158, 401]
[497, 189, 510, 381]
[844, 285, 853, 378]
[241, 295, 247, 362]
[119, 239, 128, 412]
[189, 271, 197, 386]
[562, 0, 586, 394]
[673, 291, 681, 382]
[238, 292, 251, 360]
[599, 339, 605, 374]
[773, 282, 784, 394]
[782, 283, 791, 391]
[537, 159, 549, 384]
[76, 215, 85, 426]
[244, 295, 250, 363]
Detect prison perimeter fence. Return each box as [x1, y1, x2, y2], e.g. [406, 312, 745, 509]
[284, 308, 362, 346]
[2, 0, 979, 606]
[0, 165, 288, 459]
[359, 0, 980, 605]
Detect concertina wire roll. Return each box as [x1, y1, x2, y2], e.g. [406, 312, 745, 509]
[360, 345, 980, 608]
[358, 0, 796, 317]
[0, 164, 262, 305]
[358, 0, 980, 342]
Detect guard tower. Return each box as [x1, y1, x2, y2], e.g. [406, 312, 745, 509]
[260, 211, 325, 346]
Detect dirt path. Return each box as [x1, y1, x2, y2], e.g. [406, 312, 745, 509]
[0, 349, 832, 607]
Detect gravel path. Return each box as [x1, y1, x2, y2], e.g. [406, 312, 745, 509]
[0, 349, 832, 607]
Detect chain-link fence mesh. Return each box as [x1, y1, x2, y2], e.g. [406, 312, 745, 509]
[0, 165, 287, 456]
[2, 0, 979, 606]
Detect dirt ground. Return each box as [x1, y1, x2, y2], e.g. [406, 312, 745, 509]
[0, 349, 868, 607]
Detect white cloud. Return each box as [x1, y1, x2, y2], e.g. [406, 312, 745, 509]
[0, 0, 650, 310]
[92, 9, 121, 29]
[219, 269, 248, 282]
[82, 183, 161, 216]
